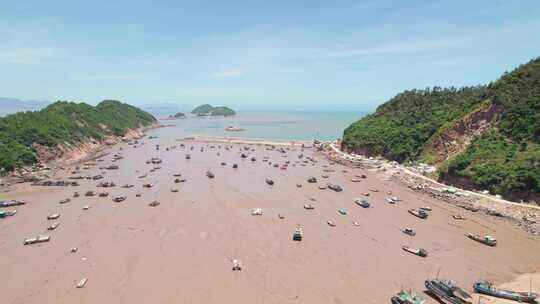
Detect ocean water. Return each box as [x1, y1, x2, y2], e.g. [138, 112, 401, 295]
[156, 111, 366, 142]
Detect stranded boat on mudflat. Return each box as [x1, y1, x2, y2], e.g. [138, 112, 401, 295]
[391, 290, 426, 304]
[425, 279, 472, 304]
[466, 233, 497, 246]
[473, 280, 538, 303]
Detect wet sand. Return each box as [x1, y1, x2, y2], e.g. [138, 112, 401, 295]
[1, 131, 539, 304]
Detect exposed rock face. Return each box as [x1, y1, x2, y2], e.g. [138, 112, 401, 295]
[422, 101, 502, 165]
[9, 122, 159, 184]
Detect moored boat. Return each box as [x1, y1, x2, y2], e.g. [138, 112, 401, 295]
[425, 279, 472, 304]
[391, 290, 426, 304]
[466, 233, 497, 246]
[402, 245, 428, 257]
[354, 198, 370, 208]
[408, 209, 428, 219]
[473, 280, 538, 303]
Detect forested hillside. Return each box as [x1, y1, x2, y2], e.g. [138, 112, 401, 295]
[0, 100, 156, 172]
[342, 58, 540, 201]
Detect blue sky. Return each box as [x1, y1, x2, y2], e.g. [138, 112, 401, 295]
[1, 0, 539, 111]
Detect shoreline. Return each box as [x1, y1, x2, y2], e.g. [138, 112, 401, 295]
[320, 141, 540, 235]
[0, 122, 161, 189]
[178, 135, 311, 147]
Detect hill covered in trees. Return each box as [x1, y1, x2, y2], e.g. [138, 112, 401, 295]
[0, 100, 156, 172]
[191, 104, 236, 116]
[342, 57, 540, 202]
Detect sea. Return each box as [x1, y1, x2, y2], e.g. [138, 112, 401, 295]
[155, 111, 366, 142]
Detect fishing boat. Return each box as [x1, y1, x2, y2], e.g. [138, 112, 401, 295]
[112, 196, 126, 203]
[303, 203, 314, 210]
[251, 208, 263, 216]
[473, 280, 538, 303]
[0, 210, 17, 218]
[293, 227, 303, 241]
[403, 228, 416, 236]
[338, 209, 347, 215]
[466, 233, 497, 246]
[23, 234, 51, 245]
[206, 171, 215, 179]
[265, 178, 274, 185]
[425, 279, 472, 304]
[402, 245, 428, 257]
[408, 209, 428, 219]
[355, 198, 370, 208]
[391, 290, 426, 304]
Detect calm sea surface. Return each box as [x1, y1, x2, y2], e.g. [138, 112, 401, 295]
[156, 111, 366, 142]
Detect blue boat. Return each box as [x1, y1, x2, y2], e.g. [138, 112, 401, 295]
[474, 280, 538, 303]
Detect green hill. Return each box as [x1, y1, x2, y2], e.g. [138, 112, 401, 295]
[0, 100, 156, 172]
[342, 58, 540, 202]
[191, 104, 236, 116]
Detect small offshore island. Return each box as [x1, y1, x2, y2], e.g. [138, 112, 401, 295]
[191, 104, 236, 117]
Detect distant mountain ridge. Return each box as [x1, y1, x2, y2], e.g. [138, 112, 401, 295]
[0, 97, 49, 116]
[342, 57, 540, 202]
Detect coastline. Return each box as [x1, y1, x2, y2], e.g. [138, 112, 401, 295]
[321, 140, 540, 235]
[0, 122, 161, 189]
[180, 135, 311, 147]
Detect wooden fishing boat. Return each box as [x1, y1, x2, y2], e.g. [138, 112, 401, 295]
[23, 235, 50, 245]
[391, 290, 426, 304]
[355, 198, 370, 208]
[473, 280, 538, 303]
[47, 222, 60, 230]
[303, 203, 314, 210]
[425, 279, 472, 304]
[466, 233, 497, 246]
[112, 196, 126, 203]
[408, 209, 428, 219]
[0, 210, 17, 218]
[47, 213, 60, 220]
[402, 245, 428, 257]
[251, 208, 263, 216]
[293, 227, 303, 241]
[403, 228, 416, 236]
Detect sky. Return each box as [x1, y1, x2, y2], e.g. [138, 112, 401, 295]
[1, 0, 539, 111]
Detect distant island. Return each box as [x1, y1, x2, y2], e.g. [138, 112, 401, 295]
[342, 57, 540, 202]
[0, 100, 156, 172]
[191, 104, 236, 116]
[167, 112, 186, 119]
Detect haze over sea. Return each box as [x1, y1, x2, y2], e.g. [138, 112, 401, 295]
[157, 111, 365, 142]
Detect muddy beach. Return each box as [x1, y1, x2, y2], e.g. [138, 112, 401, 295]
[1, 130, 539, 304]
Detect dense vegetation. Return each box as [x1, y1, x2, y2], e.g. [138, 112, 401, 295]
[343, 57, 540, 201]
[343, 86, 489, 162]
[0, 100, 156, 172]
[191, 104, 236, 116]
